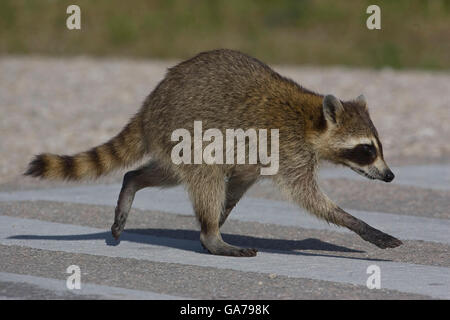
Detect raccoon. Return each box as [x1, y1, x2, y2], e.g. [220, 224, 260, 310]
[25, 49, 402, 257]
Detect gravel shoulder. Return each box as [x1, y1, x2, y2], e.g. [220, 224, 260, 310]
[1, 56, 449, 185]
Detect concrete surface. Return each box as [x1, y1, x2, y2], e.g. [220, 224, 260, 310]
[0, 165, 448, 299]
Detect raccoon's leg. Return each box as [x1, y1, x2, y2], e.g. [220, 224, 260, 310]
[333, 207, 403, 249]
[111, 161, 179, 240]
[186, 169, 258, 257]
[219, 171, 258, 227]
[276, 164, 402, 249]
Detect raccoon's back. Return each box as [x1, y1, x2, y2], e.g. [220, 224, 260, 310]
[146, 49, 288, 130]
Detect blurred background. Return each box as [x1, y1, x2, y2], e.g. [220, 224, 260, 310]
[0, 0, 448, 69]
[0, 0, 449, 185]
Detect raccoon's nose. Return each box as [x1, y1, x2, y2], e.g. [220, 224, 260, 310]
[383, 169, 395, 182]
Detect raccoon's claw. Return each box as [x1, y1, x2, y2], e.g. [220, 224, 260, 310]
[360, 226, 403, 249]
[200, 235, 258, 257]
[201, 242, 258, 257]
[220, 247, 258, 257]
[372, 234, 403, 249]
[236, 248, 258, 257]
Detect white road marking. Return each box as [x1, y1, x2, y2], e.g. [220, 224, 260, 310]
[1, 215, 449, 299]
[1, 184, 448, 244]
[0, 272, 185, 300]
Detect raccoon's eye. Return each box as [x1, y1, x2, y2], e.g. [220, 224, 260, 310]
[358, 144, 376, 155]
[339, 143, 376, 165]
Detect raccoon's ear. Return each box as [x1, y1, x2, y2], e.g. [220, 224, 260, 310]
[354, 94, 368, 109]
[322, 94, 344, 124]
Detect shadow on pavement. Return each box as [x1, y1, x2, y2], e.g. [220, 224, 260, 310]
[8, 228, 391, 262]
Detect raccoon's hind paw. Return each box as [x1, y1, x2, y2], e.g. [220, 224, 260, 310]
[111, 222, 124, 240]
[200, 234, 258, 257]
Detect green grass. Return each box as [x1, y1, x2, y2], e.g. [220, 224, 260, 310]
[0, 0, 448, 69]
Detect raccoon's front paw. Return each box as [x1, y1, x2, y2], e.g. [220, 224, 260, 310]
[360, 226, 403, 249]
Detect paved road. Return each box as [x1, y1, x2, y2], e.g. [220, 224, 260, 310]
[0, 165, 449, 299]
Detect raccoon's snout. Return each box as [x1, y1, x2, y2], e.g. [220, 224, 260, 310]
[350, 164, 394, 182]
[382, 169, 395, 182]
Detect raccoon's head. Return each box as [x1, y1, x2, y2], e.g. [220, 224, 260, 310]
[318, 94, 394, 183]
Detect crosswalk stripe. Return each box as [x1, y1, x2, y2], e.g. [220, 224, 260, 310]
[1, 215, 448, 299]
[1, 184, 448, 244]
[0, 272, 185, 300]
